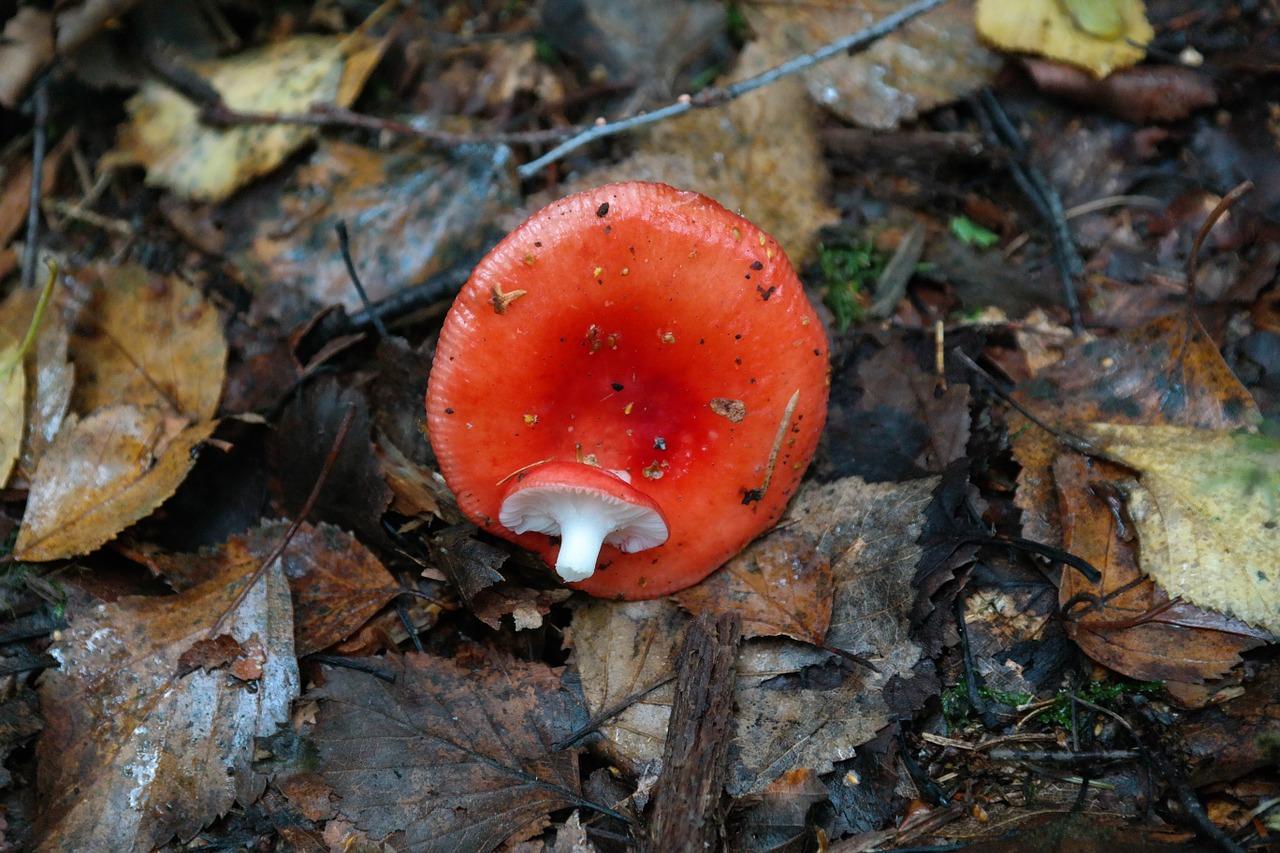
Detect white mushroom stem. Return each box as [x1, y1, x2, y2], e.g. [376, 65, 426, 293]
[551, 500, 620, 582]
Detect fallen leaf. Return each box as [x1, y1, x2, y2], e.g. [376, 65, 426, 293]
[675, 525, 834, 645]
[1023, 59, 1217, 124]
[68, 263, 227, 421]
[0, 339, 25, 489]
[1080, 423, 1280, 634]
[975, 0, 1152, 79]
[36, 561, 298, 849]
[747, 0, 999, 130]
[175, 632, 245, 676]
[301, 647, 601, 851]
[552, 810, 597, 853]
[429, 523, 508, 606]
[226, 140, 514, 319]
[14, 407, 217, 562]
[0, 1, 139, 108]
[571, 476, 935, 795]
[1056, 453, 1268, 683]
[0, 130, 75, 248]
[272, 377, 392, 549]
[108, 23, 388, 201]
[1011, 314, 1261, 545]
[472, 585, 572, 631]
[1180, 661, 1280, 787]
[564, 40, 836, 263]
[540, 0, 725, 97]
[135, 519, 401, 657]
[727, 767, 828, 853]
[0, 688, 41, 788]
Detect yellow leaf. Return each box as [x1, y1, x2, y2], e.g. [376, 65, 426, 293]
[14, 407, 217, 561]
[1083, 423, 1280, 634]
[0, 340, 25, 488]
[107, 19, 389, 201]
[976, 0, 1153, 78]
[69, 263, 227, 421]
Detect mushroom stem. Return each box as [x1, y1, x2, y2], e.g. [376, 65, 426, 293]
[552, 502, 617, 582]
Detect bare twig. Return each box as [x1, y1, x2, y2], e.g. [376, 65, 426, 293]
[516, 0, 950, 179]
[209, 405, 356, 637]
[306, 653, 397, 683]
[21, 77, 49, 290]
[1186, 181, 1253, 304]
[335, 222, 388, 339]
[554, 672, 676, 750]
[987, 748, 1138, 764]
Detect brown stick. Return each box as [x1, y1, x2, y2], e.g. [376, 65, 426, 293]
[644, 612, 742, 853]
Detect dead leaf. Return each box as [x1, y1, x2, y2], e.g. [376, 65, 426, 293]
[225, 140, 514, 319]
[135, 519, 401, 657]
[272, 377, 391, 549]
[727, 767, 828, 853]
[68, 263, 227, 421]
[0, 130, 75, 248]
[0, 339, 25, 489]
[429, 523, 508, 606]
[552, 810, 597, 853]
[564, 40, 836, 263]
[1023, 59, 1217, 124]
[675, 525, 834, 645]
[571, 476, 935, 795]
[1080, 424, 1280, 634]
[976, 0, 1152, 79]
[472, 585, 572, 631]
[108, 25, 388, 201]
[15, 407, 216, 562]
[747, 0, 999, 130]
[0, 2, 140, 108]
[0, 688, 41, 789]
[302, 647, 601, 851]
[175, 632, 245, 676]
[1011, 314, 1261, 545]
[1056, 453, 1268, 683]
[36, 561, 298, 849]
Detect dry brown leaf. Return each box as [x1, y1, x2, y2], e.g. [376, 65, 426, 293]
[0, 339, 24, 489]
[68, 263, 226, 421]
[1023, 59, 1217, 124]
[747, 0, 999, 130]
[563, 40, 836, 263]
[0, 130, 75, 248]
[0, 1, 139, 108]
[1011, 314, 1261, 545]
[14, 406, 217, 562]
[1056, 454, 1268, 683]
[571, 476, 935, 795]
[1080, 424, 1280, 634]
[225, 140, 515, 319]
[302, 647, 599, 851]
[108, 25, 388, 201]
[976, 0, 1152, 79]
[675, 525, 834, 645]
[472, 585, 572, 631]
[36, 561, 297, 849]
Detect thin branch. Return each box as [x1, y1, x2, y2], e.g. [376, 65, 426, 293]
[335, 222, 389, 339]
[554, 673, 676, 750]
[516, 0, 950, 179]
[1186, 181, 1252, 304]
[21, 77, 49, 290]
[987, 748, 1138, 764]
[209, 405, 356, 637]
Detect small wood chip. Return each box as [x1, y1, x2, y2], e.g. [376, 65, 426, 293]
[709, 398, 746, 423]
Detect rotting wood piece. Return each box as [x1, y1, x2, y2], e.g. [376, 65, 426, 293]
[644, 611, 743, 852]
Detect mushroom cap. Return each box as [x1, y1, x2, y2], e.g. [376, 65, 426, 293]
[427, 181, 829, 598]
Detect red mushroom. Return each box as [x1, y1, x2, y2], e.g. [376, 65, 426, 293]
[427, 181, 829, 599]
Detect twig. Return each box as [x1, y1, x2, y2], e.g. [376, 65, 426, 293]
[516, 0, 950, 179]
[306, 653, 396, 683]
[820, 643, 882, 674]
[209, 405, 356, 637]
[335, 222, 389, 339]
[21, 77, 49, 290]
[954, 592, 1000, 731]
[898, 727, 952, 806]
[974, 89, 1084, 333]
[1185, 181, 1252, 304]
[40, 198, 133, 236]
[964, 534, 1102, 584]
[987, 748, 1138, 764]
[742, 388, 800, 505]
[952, 348, 1093, 455]
[645, 612, 742, 852]
[554, 672, 677, 750]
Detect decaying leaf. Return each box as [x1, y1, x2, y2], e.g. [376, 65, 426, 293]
[472, 585, 572, 631]
[1023, 59, 1217, 124]
[108, 23, 389, 201]
[1080, 424, 1280, 634]
[747, 0, 999, 130]
[1012, 314, 1261, 545]
[14, 407, 217, 562]
[68, 263, 227, 421]
[675, 525, 834, 645]
[429, 523, 508, 606]
[571, 476, 935, 795]
[302, 647, 599, 851]
[565, 40, 836, 263]
[727, 767, 828, 853]
[226, 140, 514, 319]
[135, 520, 401, 657]
[36, 561, 298, 849]
[975, 0, 1153, 79]
[0, 1, 139, 108]
[0, 339, 25, 489]
[1056, 454, 1268, 684]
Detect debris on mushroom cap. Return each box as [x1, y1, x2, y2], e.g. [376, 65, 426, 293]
[499, 461, 668, 583]
[426, 181, 830, 599]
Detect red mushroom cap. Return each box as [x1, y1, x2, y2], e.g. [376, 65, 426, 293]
[427, 181, 829, 599]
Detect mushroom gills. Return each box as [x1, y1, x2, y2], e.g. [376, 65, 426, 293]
[499, 486, 668, 582]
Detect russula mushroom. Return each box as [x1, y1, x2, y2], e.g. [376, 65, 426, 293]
[427, 181, 829, 599]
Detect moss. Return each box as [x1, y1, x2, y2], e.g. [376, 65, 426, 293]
[1044, 679, 1163, 728]
[818, 239, 885, 332]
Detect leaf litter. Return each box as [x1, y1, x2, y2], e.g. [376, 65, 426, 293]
[1, 1, 1279, 850]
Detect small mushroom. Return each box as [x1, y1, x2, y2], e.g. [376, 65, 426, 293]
[427, 181, 829, 599]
